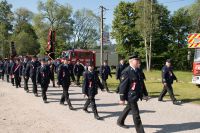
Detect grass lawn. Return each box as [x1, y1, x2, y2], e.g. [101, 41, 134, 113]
[107, 70, 200, 105]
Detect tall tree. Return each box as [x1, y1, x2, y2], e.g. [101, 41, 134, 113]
[111, 2, 141, 58]
[72, 8, 99, 49]
[12, 8, 40, 55]
[34, 0, 73, 57]
[0, 0, 14, 57]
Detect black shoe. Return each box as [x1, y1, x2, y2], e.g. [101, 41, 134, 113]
[173, 100, 182, 105]
[16, 86, 18, 88]
[69, 106, 76, 110]
[26, 90, 29, 93]
[117, 123, 129, 129]
[83, 108, 90, 113]
[44, 100, 48, 103]
[34, 93, 38, 97]
[60, 102, 64, 105]
[94, 115, 103, 120]
[158, 99, 163, 102]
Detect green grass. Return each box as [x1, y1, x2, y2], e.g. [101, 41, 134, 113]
[107, 70, 200, 105]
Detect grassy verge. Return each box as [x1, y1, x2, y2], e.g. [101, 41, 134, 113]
[107, 70, 200, 105]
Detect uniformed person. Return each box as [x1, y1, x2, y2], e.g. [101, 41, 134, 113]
[25, 55, 41, 96]
[0, 59, 4, 80]
[158, 59, 181, 105]
[4, 58, 10, 82]
[57, 58, 75, 110]
[138, 60, 148, 97]
[48, 59, 56, 87]
[37, 58, 51, 103]
[67, 60, 75, 82]
[10, 59, 15, 86]
[73, 60, 84, 86]
[22, 56, 30, 92]
[11, 58, 22, 88]
[116, 59, 127, 93]
[117, 54, 148, 133]
[99, 60, 112, 92]
[82, 62, 104, 120]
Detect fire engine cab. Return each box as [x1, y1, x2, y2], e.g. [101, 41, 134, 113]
[61, 49, 96, 67]
[188, 33, 200, 85]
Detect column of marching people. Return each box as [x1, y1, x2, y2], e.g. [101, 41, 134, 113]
[0, 53, 181, 133]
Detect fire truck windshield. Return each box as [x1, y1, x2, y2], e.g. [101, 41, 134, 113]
[194, 49, 200, 62]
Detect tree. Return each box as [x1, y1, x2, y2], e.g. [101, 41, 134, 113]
[12, 8, 40, 55]
[34, 0, 73, 57]
[111, 2, 141, 59]
[72, 8, 100, 49]
[0, 0, 14, 57]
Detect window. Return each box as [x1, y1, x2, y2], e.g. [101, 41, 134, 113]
[194, 49, 200, 62]
[78, 52, 93, 58]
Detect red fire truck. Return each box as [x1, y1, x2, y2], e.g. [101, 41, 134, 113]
[188, 33, 200, 85]
[61, 49, 96, 67]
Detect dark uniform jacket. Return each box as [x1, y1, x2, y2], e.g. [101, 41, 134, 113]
[22, 61, 29, 76]
[0, 61, 4, 73]
[99, 65, 112, 80]
[11, 63, 22, 76]
[68, 63, 74, 75]
[48, 63, 55, 80]
[57, 64, 71, 86]
[116, 63, 127, 80]
[73, 64, 84, 76]
[119, 66, 145, 102]
[36, 65, 51, 86]
[25, 61, 41, 78]
[138, 68, 148, 96]
[162, 65, 177, 84]
[82, 70, 104, 97]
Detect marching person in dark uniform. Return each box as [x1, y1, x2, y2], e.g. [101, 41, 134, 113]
[10, 59, 15, 86]
[4, 58, 10, 82]
[73, 60, 84, 86]
[57, 58, 75, 110]
[48, 59, 56, 87]
[82, 62, 104, 120]
[0, 59, 4, 80]
[117, 54, 148, 132]
[138, 60, 148, 97]
[25, 55, 40, 96]
[158, 59, 181, 105]
[22, 56, 30, 92]
[37, 58, 51, 103]
[67, 60, 75, 82]
[99, 60, 112, 92]
[116, 59, 127, 93]
[10, 58, 22, 88]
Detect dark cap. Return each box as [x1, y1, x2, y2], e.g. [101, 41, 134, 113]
[129, 53, 139, 60]
[166, 59, 171, 63]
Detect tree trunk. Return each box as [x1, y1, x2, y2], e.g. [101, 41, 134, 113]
[149, 35, 152, 71]
[144, 37, 149, 71]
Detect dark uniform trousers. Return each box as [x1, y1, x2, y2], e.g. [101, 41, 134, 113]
[158, 83, 176, 102]
[118, 102, 144, 133]
[83, 95, 98, 115]
[60, 84, 73, 107]
[23, 76, 29, 91]
[31, 76, 37, 94]
[14, 75, 21, 87]
[101, 79, 108, 91]
[41, 84, 48, 101]
[11, 76, 15, 86]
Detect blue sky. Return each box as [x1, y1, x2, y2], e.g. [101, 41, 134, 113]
[6, 0, 196, 26]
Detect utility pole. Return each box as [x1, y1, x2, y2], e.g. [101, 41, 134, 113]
[100, 6, 107, 66]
